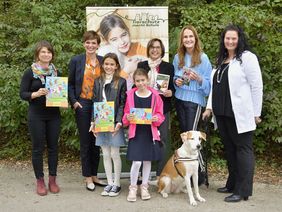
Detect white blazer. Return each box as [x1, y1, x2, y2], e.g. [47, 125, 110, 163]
[207, 51, 263, 134]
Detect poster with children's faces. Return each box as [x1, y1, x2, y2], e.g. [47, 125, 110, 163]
[86, 7, 169, 90]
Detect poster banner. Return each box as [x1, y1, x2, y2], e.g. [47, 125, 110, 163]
[86, 7, 169, 89]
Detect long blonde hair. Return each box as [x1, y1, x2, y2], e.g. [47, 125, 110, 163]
[177, 25, 202, 68]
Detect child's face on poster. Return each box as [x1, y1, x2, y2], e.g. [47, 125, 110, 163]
[107, 26, 131, 54]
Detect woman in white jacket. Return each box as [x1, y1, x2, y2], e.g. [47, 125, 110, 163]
[203, 24, 263, 202]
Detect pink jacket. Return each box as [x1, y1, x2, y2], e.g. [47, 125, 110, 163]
[122, 87, 165, 141]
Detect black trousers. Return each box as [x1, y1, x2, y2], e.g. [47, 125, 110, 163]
[75, 98, 100, 177]
[156, 112, 170, 176]
[28, 118, 61, 179]
[216, 116, 254, 197]
[175, 99, 202, 132]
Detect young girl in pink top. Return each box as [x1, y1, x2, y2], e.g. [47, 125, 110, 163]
[122, 68, 165, 202]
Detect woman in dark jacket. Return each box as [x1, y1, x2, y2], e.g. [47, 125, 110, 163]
[68, 31, 106, 191]
[137, 38, 175, 180]
[20, 40, 60, 196]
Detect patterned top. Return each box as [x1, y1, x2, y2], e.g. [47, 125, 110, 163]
[80, 57, 100, 99]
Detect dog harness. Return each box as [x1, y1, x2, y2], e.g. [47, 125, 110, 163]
[173, 150, 198, 178]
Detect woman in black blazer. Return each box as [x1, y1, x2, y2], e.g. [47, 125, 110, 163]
[68, 31, 106, 191]
[137, 38, 175, 180]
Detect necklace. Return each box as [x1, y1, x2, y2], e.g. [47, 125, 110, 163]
[216, 63, 229, 83]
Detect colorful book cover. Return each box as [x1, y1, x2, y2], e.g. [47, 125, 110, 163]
[45, 77, 68, 108]
[154, 73, 170, 93]
[182, 67, 191, 86]
[130, 108, 152, 125]
[93, 101, 115, 132]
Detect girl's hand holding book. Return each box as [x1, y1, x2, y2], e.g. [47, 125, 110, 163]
[152, 115, 159, 122]
[112, 123, 122, 136]
[127, 114, 135, 122]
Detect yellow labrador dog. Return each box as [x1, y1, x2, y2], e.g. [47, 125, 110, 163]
[157, 131, 206, 206]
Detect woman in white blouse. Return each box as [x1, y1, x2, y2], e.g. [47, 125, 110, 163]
[203, 24, 263, 203]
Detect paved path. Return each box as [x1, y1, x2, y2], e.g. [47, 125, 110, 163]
[0, 163, 281, 212]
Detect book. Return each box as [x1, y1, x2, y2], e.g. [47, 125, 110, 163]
[45, 76, 68, 108]
[154, 73, 170, 93]
[93, 101, 115, 132]
[182, 67, 191, 86]
[130, 108, 152, 125]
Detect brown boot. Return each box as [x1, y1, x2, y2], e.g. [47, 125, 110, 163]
[36, 177, 47, 196]
[48, 176, 60, 193]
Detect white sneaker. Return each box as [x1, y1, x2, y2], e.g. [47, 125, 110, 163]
[127, 185, 137, 202]
[140, 184, 151, 200]
[101, 185, 112, 196]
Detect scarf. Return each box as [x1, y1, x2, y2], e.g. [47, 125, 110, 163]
[31, 63, 57, 85]
[147, 57, 162, 87]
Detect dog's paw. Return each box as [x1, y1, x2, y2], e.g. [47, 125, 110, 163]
[182, 188, 188, 193]
[161, 192, 168, 198]
[197, 196, 206, 202]
[189, 199, 197, 206]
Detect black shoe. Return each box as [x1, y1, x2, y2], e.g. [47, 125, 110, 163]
[94, 180, 107, 187]
[109, 185, 121, 197]
[217, 187, 233, 193]
[224, 194, 244, 202]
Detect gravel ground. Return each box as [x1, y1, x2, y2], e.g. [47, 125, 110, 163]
[0, 161, 281, 212]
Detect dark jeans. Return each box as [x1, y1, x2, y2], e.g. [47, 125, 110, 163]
[75, 98, 100, 177]
[156, 112, 170, 176]
[175, 99, 202, 132]
[216, 116, 254, 197]
[28, 118, 61, 179]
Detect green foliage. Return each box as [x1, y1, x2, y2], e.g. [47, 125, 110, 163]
[0, 0, 281, 159]
[168, 1, 282, 156]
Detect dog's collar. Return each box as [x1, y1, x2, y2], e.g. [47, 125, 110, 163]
[174, 150, 198, 163]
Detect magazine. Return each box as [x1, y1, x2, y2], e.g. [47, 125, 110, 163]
[154, 73, 170, 93]
[130, 108, 152, 125]
[93, 101, 115, 132]
[45, 76, 68, 108]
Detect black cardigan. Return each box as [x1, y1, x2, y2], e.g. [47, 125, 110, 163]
[137, 60, 175, 114]
[93, 77, 127, 124]
[68, 53, 103, 107]
[19, 68, 60, 119]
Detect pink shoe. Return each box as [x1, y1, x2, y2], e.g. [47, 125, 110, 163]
[140, 184, 151, 200]
[127, 185, 137, 202]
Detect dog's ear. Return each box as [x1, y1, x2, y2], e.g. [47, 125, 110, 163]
[180, 132, 187, 142]
[200, 132, 206, 141]
[186, 131, 194, 140]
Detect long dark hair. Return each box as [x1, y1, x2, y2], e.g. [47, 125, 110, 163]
[216, 24, 251, 67]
